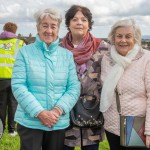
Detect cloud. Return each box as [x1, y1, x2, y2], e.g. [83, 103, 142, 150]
[0, 0, 150, 37]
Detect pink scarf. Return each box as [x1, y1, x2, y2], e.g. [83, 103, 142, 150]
[61, 32, 101, 65]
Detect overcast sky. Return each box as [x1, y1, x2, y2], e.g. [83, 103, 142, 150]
[0, 0, 150, 38]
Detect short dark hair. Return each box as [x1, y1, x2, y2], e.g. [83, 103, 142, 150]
[3, 22, 17, 34]
[65, 5, 94, 31]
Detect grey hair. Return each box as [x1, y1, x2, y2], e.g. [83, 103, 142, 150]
[34, 8, 62, 27]
[108, 18, 142, 45]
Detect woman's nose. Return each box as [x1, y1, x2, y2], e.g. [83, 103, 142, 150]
[120, 36, 127, 42]
[46, 27, 53, 32]
[77, 20, 82, 25]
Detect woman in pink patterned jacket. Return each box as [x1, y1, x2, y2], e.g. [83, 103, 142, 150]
[100, 18, 150, 150]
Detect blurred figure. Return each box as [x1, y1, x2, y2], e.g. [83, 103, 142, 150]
[100, 18, 150, 150]
[11, 8, 80, 150]
[61, 5, 109, 150]
[0, 22, 24, 136]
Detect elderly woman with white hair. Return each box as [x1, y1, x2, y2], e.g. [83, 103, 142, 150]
[100, 18, 150, 150]
[11, 8, 80, 150]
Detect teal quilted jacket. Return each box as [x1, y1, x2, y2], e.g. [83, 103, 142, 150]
[11, 35, 80, 131]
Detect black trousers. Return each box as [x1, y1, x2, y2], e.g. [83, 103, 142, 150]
[17, 124, 65, 150]
[105, 130, 150, 150]
[0, 86, 17, 133]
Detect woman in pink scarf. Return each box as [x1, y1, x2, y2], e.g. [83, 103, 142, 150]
[60, 5, 109, 150]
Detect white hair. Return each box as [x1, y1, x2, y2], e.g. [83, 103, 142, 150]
[34, 8, 62, 27]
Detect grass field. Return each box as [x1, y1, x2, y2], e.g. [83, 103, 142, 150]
[0, 130, 110, 150]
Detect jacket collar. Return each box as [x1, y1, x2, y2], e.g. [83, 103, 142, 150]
[0, 31, 17, 39]
[133, 47, 144, 60]
[35, 34, 59, 54]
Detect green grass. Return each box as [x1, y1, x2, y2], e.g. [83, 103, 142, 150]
[0, 130, 110, 150]
[0, 130, 20, 150]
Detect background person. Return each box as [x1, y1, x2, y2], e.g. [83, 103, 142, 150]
[60, 5, 109, 150]
[100, 18, 150, 150]
[0, 22, 24, 136]
[11, 8, 80, 150]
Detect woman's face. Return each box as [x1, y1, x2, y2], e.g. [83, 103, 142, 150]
[37, 16, 59, 46]
[114, 27, 135, 56]
[69, 11, 89, 38]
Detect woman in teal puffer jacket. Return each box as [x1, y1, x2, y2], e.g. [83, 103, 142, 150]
[11, 8, 80, 150]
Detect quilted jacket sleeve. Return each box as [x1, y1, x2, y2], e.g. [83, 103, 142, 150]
[144, 61, 150, 135]
[55, 53, 80, 114]
[11, 47, 44, 118]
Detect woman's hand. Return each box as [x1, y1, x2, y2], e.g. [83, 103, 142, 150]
[37, 110, 59, 127]
[146, 135, 150, 148]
